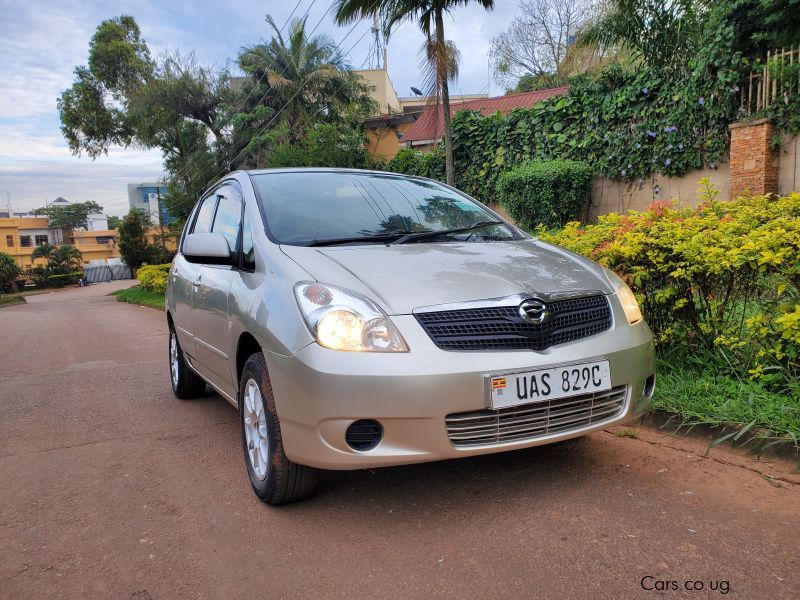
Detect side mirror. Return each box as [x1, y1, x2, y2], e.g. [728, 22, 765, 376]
[183, 232, 232, 264]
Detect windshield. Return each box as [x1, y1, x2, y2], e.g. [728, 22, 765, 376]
[250, 171, 516, 245]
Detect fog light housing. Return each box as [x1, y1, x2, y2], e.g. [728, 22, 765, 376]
[345, 420, 383, 452]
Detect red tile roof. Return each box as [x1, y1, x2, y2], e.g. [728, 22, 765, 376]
[400, 87, 569, 144]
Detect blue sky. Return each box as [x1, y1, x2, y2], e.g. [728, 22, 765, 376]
[0, 0, 515, 216]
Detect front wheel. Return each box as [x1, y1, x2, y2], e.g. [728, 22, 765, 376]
[239, 352, 319, 505]
[169, 329, 206, 399]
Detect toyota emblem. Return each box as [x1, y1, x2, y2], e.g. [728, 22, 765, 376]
[519, 299, 549, 324]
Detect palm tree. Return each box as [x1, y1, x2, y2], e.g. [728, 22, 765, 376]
[31, 243, 56, 263]
[48, 245, 82, 275]
[235, 15, 374, 164]
[577, 0, 707, 74]
[335, 1, 495, 186]
[31, 244, 81, 275]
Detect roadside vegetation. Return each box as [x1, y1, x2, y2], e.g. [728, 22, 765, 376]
[537, 186, 800, 443]
[112, 286, 164, 310]
[111, 263, 170, 310]
[0, 294, 25, 307]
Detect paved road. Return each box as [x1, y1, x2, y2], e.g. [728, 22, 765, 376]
[1, 282, 798, 599]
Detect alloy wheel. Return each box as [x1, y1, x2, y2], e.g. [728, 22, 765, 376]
[169, 332, 179, 388]
[243, 378, 269, 480]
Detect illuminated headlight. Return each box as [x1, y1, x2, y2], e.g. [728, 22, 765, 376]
[294, 282, 409, 352]
[604, 268, 643, 325]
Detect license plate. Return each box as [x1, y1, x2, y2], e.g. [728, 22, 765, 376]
[489, 360, 611, 409]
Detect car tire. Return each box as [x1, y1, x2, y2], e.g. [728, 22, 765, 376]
[169, 328, 206, 399]
[239, 352, 319, 505]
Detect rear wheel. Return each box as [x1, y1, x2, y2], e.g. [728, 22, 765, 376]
[239, 352, 319, 505]
[169, 328, 206, 399]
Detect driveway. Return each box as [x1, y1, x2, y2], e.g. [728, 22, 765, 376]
[1, 282, 798, 598]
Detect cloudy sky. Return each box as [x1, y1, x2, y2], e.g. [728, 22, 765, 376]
[0, 0, 516, 216]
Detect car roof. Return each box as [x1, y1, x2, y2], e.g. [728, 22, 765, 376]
[243, 167, 412, 177]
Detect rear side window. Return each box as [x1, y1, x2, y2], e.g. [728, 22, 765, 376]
[212, 193, 242, 252]
[193, 195, 218, 234]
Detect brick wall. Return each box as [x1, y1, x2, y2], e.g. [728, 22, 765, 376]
[728, 118, 779, 198]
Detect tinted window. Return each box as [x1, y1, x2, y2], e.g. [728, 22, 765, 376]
[193, 195, 218, 234]
[251, 172, 513, 244]
[212, 192, 241, 252]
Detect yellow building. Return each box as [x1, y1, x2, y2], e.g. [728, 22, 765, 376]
[145, 227, 179, 254]
[72, 229, 121, 265]
[0, 216, 63, 269]
[0, 215, 180, 269]
[355, 67, 488, 161]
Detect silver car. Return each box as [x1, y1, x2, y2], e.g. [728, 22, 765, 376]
[166, 168, 655, 504]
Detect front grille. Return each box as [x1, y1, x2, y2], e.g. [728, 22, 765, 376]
[415, 295, 612, 351]
[445, 386, 627, 448]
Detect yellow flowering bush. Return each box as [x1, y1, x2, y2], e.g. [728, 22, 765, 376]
[537, 190, 800, 387]
[137, 263, 171, 295]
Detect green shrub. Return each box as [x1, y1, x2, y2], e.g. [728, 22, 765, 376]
[137, 263, 171, 294]
[47, 271, 83, 287]
[385, 148, 445, 182]
[537, 190, 800, 391]
[497, 160, 592, 229]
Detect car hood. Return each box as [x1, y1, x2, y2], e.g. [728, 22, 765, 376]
[280, 239, 614, 315]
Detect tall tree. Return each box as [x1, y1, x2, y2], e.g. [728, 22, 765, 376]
[118, 210, 150, 271]
[335, 1, 495, 186]
[490, 0, 598, 90]
[59, 16, 228, 224]
[577, 0, 707, 73]
[231, 15, 375, 167]
[32, 201, 104, 229]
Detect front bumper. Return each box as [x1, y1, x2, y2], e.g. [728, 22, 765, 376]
[266, 311, 655, 470]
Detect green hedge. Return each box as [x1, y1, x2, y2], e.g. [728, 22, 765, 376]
[497, 160, 592, 229]
[47, 271, 83, 287]
[385, 148, 445, 181]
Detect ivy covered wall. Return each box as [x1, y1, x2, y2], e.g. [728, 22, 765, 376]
[387, 21, 800, 204]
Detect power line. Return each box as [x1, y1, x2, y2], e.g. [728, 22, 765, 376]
[221, 0, 319, 134]
[216, 20, 367, 179]
[163, 13, 371, 216]
[159, 0, 335, 212]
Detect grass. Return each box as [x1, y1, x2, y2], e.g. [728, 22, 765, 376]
[0, 294, 25, 307]
[112, 286, 165, 310]
[653, 357, 800, 445]
[614, 428, 639, 439]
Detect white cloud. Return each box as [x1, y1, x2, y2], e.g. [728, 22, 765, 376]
[0, 0, 519, 213]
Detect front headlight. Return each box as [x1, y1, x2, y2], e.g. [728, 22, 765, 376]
[604, 268, 643, 325]
[294, 282, 409, 352]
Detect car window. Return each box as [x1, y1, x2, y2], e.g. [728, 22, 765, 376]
[192, 194, 218, 234]
[241, 210, 255, 270]
[250, 172, 514, 245]
[211, 191, 241, 252]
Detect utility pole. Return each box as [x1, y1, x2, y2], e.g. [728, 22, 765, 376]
[156, 185, 167, 256]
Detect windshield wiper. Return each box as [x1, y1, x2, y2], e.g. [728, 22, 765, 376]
[390, 221, 505, 245]
[301, 231, 411, 247]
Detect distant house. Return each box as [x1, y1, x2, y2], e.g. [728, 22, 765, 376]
[355, 66, 487, 161]
[399, 87, 569, 153]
